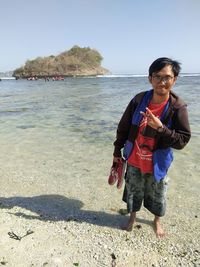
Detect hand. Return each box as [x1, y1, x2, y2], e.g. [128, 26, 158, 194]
[140, 107, 163, 130]
[113, 157, 123, 163]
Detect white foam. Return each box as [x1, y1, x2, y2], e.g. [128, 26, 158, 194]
[96, 74, 148, 78]
[180, 73, 200, 77]
[0, 77, 16, 80]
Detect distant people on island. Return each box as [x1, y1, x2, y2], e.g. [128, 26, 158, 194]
[27, 76, 38, 81]
[52, 76, 64, 81]
[27, 76, 65, 81]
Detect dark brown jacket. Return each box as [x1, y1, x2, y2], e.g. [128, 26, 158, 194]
[113, 90, 191, 158]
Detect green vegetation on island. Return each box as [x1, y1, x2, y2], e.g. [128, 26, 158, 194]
[13, 46, 109, 78]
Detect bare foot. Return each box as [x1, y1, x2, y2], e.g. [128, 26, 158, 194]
[121, 212, 136, 232]
[121, 222, 134, 231]
[154, 216, 166, 238]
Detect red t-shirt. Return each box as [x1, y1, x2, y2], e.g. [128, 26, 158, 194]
[127, 99, 168, 173]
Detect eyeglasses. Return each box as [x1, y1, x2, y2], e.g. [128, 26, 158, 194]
[152, 75, 174, 83]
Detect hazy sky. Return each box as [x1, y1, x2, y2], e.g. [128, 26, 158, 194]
[1, 0, 200, 74]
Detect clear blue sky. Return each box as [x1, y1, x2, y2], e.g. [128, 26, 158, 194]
[1, 0, 200, 74]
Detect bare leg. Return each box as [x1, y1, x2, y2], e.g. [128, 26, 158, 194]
[121, 212, 136, 231]
[154, 216, 165, 238]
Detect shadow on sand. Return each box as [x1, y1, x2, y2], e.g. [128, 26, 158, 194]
[0, 195, 153, 230]
[0, 195, 124, 229]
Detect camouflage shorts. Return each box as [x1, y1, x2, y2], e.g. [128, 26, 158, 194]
[123, 164, 168, 217]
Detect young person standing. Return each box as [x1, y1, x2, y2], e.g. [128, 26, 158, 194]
[113, 58, 191, 237]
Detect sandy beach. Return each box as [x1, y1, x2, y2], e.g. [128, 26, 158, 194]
[0, 131, 199, 267]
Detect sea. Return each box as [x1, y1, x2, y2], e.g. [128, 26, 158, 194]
[0, 75, 199, 140]
[0, 75, 199, 193]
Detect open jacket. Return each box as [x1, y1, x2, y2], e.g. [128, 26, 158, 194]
[113, 89, 191, 180]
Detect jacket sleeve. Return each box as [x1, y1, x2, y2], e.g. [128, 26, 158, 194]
[113, 99, 135, 157]
[157, 104, 191, 149]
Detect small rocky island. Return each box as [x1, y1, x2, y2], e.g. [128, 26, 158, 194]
[13, 46, 109, 79]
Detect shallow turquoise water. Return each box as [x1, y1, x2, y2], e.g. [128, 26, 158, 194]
[0, 77, 199, 136]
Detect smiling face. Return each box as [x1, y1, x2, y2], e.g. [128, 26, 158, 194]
[149, 65, 177, 100]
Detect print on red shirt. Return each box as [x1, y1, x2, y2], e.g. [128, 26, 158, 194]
[128, 99, 168, 174]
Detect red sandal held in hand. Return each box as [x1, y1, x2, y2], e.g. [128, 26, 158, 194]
[108, 159, 126, 189]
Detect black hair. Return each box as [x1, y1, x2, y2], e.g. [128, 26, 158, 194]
[149, 57, 181, 77]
